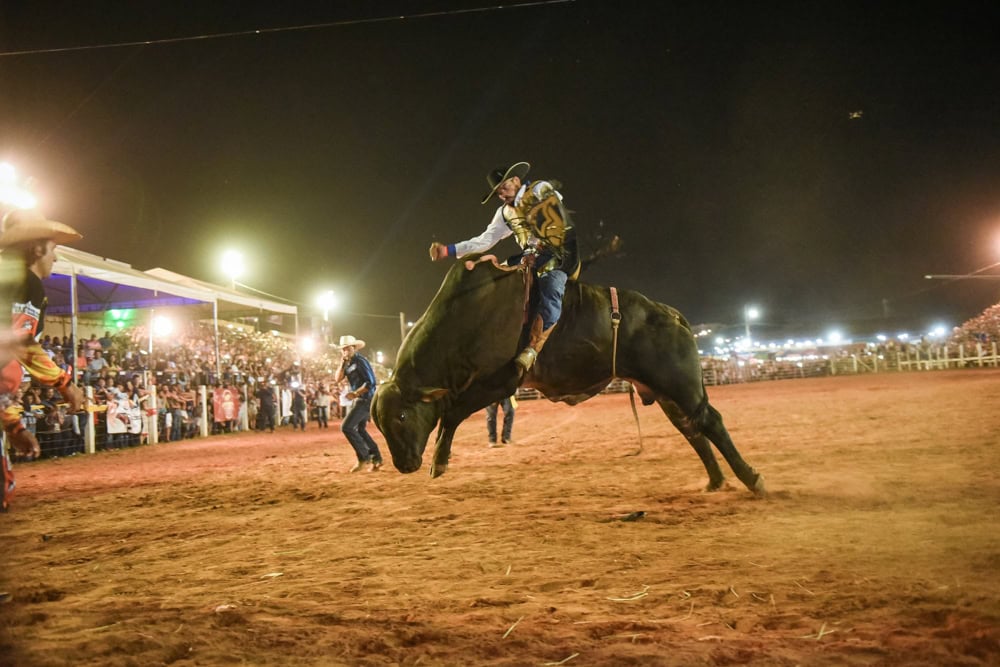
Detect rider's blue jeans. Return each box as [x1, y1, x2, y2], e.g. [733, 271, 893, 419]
[537, 269, 568, 330]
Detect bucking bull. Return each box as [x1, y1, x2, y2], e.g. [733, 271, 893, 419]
[372, 258, 765, 496]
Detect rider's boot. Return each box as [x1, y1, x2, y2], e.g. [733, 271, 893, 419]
[515, 315, 555, 373]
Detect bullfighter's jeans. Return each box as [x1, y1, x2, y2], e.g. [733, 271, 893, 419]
[486, 397, 515, 443]
[341, 397, 382, 463]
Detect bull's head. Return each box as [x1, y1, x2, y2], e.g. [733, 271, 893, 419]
[372, 380, 447, 473]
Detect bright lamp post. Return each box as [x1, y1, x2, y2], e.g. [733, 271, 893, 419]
[220, 249, 245, 290]
[316, 290, 339, 344]
[744, 305, 760, 342]
[317, 290, 338, 321]
[0, 162, 39, 210]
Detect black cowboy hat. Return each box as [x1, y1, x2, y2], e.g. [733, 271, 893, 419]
[480, 161, 530, 205]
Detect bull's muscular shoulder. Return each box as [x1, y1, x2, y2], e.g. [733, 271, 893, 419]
[395, 259, 525, 387]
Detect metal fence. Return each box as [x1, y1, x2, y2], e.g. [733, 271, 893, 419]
[514, 341, 1000, 400]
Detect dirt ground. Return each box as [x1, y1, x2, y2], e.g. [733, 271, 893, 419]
[1, 369, 999, 666]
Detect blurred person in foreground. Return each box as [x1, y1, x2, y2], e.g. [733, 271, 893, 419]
[0, 209, 85, 512]
[333, 335, 383, 473]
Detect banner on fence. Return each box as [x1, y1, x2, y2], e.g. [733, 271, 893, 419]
[107, 399, 142, 434]
[213, 387, 241, 423]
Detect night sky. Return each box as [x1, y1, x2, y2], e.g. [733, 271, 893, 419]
[2, 0, 999, 353]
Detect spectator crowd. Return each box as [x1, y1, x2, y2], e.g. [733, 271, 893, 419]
[16, 321, 388, 459]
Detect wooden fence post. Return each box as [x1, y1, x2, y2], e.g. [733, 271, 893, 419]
[148, 386, 159, 444]
[199, 386, 209, 438]
[241, 385, 250, 432]
[84, 385, 95, 454]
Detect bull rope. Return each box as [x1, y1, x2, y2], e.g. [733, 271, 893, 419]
[609, 287, 644, 456]
[521, 255, 535, 323]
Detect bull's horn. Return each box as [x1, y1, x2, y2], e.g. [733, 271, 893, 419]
[419, 387, 449, 402]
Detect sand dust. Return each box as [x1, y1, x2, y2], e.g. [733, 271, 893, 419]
[2, 370, 999, 666]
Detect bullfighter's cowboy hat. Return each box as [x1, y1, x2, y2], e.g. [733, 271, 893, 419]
[481, 161, 530, 205]
[336, 334, 366, 350]
[0, 208, 82, 249]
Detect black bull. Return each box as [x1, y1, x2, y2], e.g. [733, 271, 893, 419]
[372, 259, 765, 496]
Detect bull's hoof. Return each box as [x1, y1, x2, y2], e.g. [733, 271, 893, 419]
[429, 462, 448, 478]
[704, 477, 726, 493]
[749, 473, 767, 498]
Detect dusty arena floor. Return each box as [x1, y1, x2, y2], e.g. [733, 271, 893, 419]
[1, 370, 999, 666]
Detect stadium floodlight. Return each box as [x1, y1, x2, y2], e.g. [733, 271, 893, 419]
[743, 305, 760, 342]
[317, 290, 339, 321]
[0, 162, 38, 209]
[220, 249, 245, 289]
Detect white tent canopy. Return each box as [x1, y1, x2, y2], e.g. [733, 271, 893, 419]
[145, 267, 298, 315]
[47, 247, 297, 319]
[43, 247, 298, 377]
[50, 247, 215, 311]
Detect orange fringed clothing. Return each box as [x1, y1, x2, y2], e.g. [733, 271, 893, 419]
[0, 269, 72, 433]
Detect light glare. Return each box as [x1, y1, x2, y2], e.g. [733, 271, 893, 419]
[220, 249, 245, 281]
[152, 315, 174, 337]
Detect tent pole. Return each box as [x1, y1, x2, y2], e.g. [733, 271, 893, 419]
[70, 265, 79, 384]
[214, 300, 222, 382]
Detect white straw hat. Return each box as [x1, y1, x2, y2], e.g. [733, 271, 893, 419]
[0, 208, 82, 248]
[336, 334, 365, 350]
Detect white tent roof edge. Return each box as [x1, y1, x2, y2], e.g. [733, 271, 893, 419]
[53, 246, 214, 303]
[51, 247, 298, 317]
[144, 267, 298, 315]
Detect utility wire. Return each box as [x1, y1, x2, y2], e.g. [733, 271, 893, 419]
[0, 0, 575, 58]
[233, 281, 401, 320]
[924, 260, 1000, 284]
[232, 281, 297, 304]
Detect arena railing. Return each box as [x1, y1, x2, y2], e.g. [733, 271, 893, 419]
[510, 341, 1000, 400]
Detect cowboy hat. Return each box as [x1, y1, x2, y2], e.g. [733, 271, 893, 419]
[0, 208, 82, 249]
[336, 334, 365, 350]
[481, 161, 530, 205]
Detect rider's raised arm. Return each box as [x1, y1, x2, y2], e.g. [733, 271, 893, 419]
[447, 207, 513, 259]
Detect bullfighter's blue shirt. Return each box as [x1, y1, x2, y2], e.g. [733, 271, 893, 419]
[342, 353, 376, 395]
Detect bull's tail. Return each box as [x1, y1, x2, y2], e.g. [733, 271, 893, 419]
[579, 234, 624, 273]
